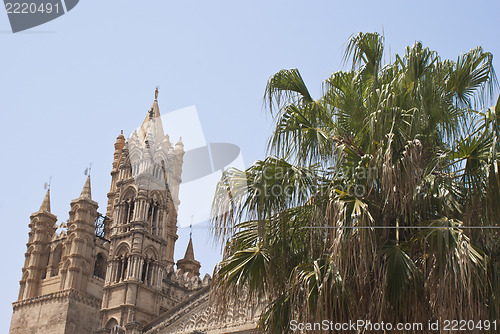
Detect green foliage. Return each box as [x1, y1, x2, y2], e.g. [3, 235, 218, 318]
[211, 32, 500, 332]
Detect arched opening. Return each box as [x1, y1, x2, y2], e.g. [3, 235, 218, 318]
[116, 256, 122, 282]
[121, 256, 128, 281]
[41, 247, 50, 279]
[128, 199, 135, 222]
[141, 249, 158, 286]
[105, 318, 118, 329]
[147, 260, 154, 285]
[114, 244, 130, 282]
[115, 255, 129, 282]
[120, 188, 136, 228]
[149, 193, 163, 236]
[141, 258, 148, 283]
[149, 201, 159, 235]
[122, 201, 129, 225]
[51, 245, 63, 277]
[93, 253, 107, 279]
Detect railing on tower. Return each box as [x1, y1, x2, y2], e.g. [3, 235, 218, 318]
[95, 213, 110, 241]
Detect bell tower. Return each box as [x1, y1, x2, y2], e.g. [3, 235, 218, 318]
[17, 189, 57, 301]
[10, 88, 209, 334]
[10, 178, 108, 334]
[98, 90, 185, 332]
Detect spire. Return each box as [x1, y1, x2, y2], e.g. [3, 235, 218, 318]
[177, 236, 200, 278]
[183, 237, 195, 261]
[39, 189, 51, 213]
[79, 175, 92, 199]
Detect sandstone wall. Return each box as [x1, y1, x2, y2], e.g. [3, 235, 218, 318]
[9, 290, 101, 334]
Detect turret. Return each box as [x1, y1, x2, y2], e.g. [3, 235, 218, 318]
[99, 88, 184, 329]
[176, 237, 200, 278]
[18, 189, 58, 300]
[60, 176, 98, 291]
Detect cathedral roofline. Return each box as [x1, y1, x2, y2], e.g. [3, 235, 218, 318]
[142, 285, 210, 332]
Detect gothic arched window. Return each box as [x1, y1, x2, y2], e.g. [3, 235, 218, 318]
[41, 247, 50, 279]
[141, 258, 148, 283]
[105, 318, 118, 329]
[50, 245, 63, 277]
[114, 244, 130, 282]
[128, 199, 135, 222]
[147, 260, 154, 285]
[115, 254, 129, 282]
[120, 188, 136, 229]
[93, 253, 107, 279]
[150, 201, 159, 235]
[121, 255, 128, 281]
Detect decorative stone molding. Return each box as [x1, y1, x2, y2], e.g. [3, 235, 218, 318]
[143, 286, 259, 334]
[12, 288, 102, 310]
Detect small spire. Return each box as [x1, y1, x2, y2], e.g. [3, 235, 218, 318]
[177, 233, 200, 278]
[183, 238, 195, 261]
[39, 189, 51, 213]
[80, 175, 92, 199]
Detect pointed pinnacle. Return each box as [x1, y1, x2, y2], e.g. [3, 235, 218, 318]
[80, 175, 92, 199]
[183, 237, 195, 261]
[39, 189, 51, 213]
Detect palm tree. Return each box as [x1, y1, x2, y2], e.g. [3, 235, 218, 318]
[211, 32, 500, 332]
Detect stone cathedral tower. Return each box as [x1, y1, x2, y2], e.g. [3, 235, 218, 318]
[97, 91, 187, 331]
[10, 177, 108, 334]
[9, 90, 209, 334]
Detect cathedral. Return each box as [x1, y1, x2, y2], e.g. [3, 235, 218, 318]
[9, 91, 259, 334]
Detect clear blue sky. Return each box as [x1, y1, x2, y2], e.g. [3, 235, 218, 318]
[1, 1, 499, 331]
